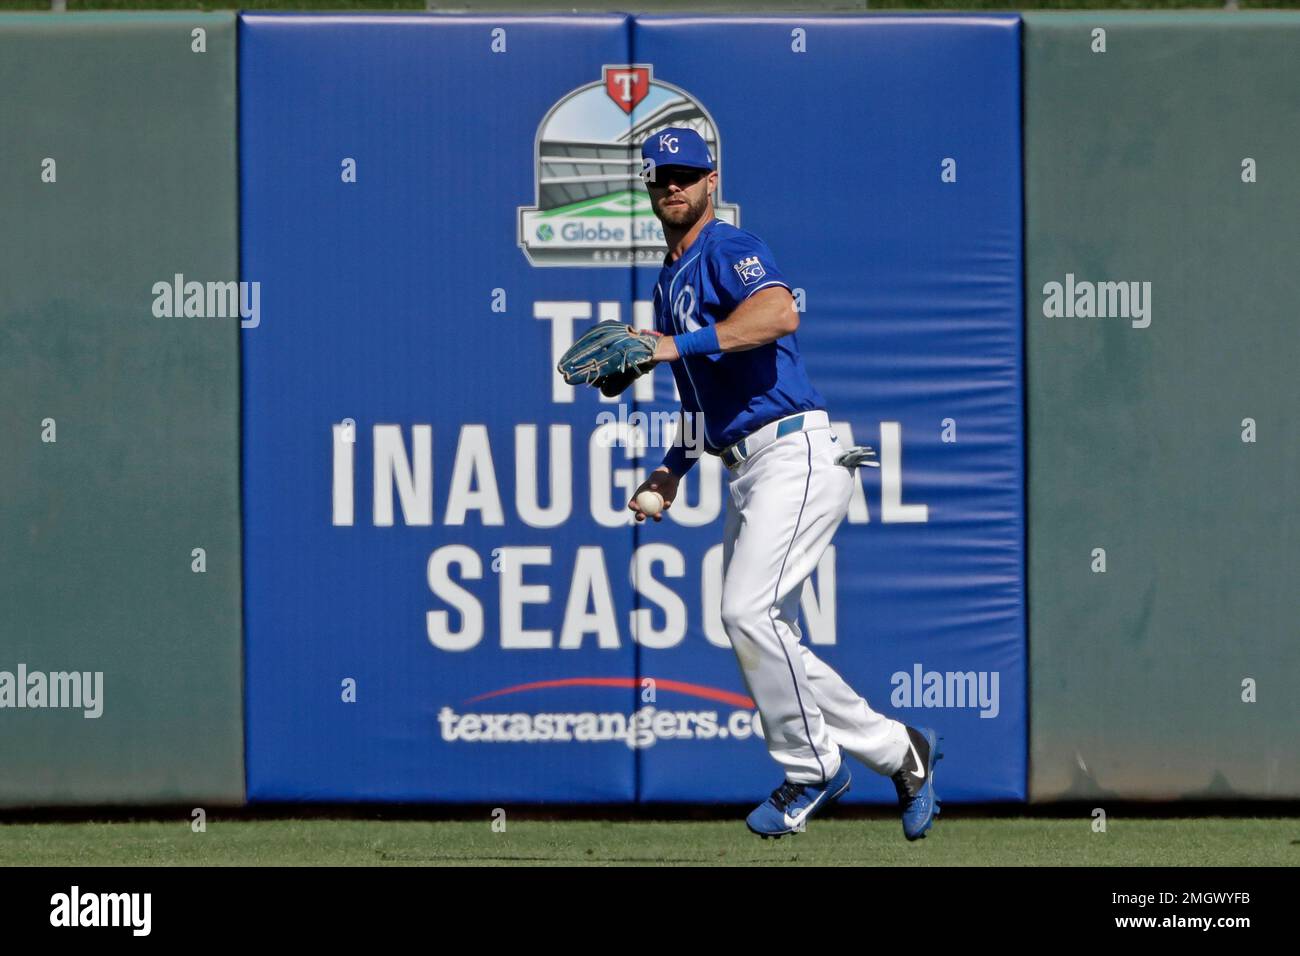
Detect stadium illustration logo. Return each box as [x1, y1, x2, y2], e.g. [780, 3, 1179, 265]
[518, 65, 739, 268]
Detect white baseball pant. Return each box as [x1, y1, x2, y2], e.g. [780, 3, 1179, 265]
[720, 422, 911, 785]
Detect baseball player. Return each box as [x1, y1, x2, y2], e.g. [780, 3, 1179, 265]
[628, 127, 941, 840]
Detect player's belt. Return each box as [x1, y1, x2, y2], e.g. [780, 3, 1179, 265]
[718, 410, 829, 470]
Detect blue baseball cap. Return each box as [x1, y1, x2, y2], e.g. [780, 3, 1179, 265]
[640, 127, 715, 174]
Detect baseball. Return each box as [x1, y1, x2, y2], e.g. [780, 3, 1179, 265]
[635, 490, 664, 517]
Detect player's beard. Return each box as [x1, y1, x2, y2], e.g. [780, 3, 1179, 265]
[655, 189, 709, 230]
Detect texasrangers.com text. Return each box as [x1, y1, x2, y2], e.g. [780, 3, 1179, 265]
[438, 705, 758, 749]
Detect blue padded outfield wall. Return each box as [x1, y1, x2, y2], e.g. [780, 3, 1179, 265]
[240, 14, 1025, 803]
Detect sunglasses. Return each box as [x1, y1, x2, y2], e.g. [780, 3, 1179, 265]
[643, 165, 709, 188]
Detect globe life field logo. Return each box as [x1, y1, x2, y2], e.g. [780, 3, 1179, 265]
[518, 65, 739, 267]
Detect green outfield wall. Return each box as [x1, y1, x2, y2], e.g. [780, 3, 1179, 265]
[1023, 13, 1299, 801]
[0, 14, 244, 806]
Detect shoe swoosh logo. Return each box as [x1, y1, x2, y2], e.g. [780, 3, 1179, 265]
[782, 790, 826, 828]
[907, 738, 927, 779]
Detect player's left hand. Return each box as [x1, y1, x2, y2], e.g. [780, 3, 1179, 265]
[593, 367, 642, 397]
[651, 335, 680, 363]
[557, 321, 661, 390]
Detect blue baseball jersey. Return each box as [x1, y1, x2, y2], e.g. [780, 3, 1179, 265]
[652, 219, 826, 470]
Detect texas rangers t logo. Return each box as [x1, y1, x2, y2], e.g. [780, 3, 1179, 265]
[604, 66, 650, 114]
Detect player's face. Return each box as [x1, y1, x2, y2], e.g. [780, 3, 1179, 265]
[646, 166, 715, 228]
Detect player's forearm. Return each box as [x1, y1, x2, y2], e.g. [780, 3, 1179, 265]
[660, 411, 699, 476]
[652, 287, 797, 363]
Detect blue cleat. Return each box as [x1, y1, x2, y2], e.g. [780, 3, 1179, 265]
[892, 726, 942, 841]
[746, 760, 852, 838]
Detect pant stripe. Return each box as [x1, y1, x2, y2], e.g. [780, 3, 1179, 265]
[768, 433, 828, 784]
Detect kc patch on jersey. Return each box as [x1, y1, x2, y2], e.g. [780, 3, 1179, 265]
[733, 256, 767, 287]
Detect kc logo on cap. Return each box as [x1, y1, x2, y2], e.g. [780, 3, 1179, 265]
[640, 126, 716, 172]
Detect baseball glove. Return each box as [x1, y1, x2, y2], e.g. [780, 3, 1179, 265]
[557, 321, 661, 394]
[592, 366, 643, 398]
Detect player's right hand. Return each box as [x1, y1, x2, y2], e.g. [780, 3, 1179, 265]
[628, 467, 680, 523]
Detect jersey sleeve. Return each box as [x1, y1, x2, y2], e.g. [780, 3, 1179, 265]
[660, 408, 700, 477]
[709, 231, 791, 313]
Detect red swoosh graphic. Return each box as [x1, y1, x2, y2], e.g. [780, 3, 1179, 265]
[464, 677, 754, 710]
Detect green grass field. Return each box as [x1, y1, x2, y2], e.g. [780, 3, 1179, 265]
[1, 815, 1295, 866]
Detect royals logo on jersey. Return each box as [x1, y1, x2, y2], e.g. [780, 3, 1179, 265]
[733, 256, 767, 286]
